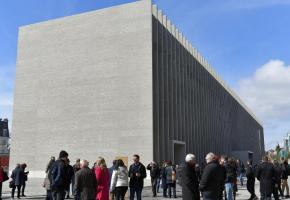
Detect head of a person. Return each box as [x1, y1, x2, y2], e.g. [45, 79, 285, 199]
[133, 154, 140, 164]
[116, 159, 125, 168]
[21, 163, 27, 169]
[96, 157, 107, 169]
[167, 160, 172, 166]
[80, 160, 89, 168]
[163, 161, 167, 167]
[205, 152, 215, 164]
[220, 155, 228, 165]
[76, 159, 80, 164]
[112, 160, 117, 166]
[262, 156, 269, 163]
[16, 163, 21, 169]
[247, 160, 253, 166]
[59, 150, 69, 162]
[273, 160, 279, 167]
[51, 156, 55, 161]
[185, 154, 196, 166]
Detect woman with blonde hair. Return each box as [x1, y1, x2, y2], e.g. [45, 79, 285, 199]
[95, 157, 110, 200]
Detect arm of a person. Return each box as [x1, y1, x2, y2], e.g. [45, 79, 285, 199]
[54, 165, 62, 185]
[128, 165, 133, 178]
[110, 170, 117, 192]
[141, 165, 147, 179]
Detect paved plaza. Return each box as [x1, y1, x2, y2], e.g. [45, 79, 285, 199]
[0, 178, 262, 200]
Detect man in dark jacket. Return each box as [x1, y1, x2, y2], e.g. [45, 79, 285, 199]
[273, 160, 283, 200]
[181, 154, 200, 200]
[256, 156, 275, 200]
[50, 150, 69, 200]
[146, 161, 160, 197]
[20, 163, 29, 197]
[11, 164, 24, 199]
[64, 159, 74, 199]
[74, 160, 97, 200]
[220, 156, 236, 200]
[246, 160, 257, 200]
[199, 153, 225, 200]
[128, 154, 146, 200]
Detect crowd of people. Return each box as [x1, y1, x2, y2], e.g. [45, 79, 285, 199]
[3, 150, 290, 200]
[2, 163, 29, 199]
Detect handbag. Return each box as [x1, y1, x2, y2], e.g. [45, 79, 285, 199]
[9, 180, 15, 188]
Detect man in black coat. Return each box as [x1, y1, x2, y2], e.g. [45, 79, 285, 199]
[246, 160, 257, 200]
[128, 154, 147, 200]
[273, 160, 283, 200]
[74, 160, 97, 200]
[199, 153, 225, 200]
[256, 156, 275, 200]
[181, 154, 200, 200]
[11, 164, 24, 199]
[64, 159, 74, 199]
[146, 161, 160, 197]
[50, 150, 69, 200]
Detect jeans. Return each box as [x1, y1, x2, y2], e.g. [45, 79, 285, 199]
[156, 178, 161, 193]
[115, 186, 128, 200]
[163, 183, 168, 197]
[260, 193, 271, 200]
[167, 183, 176, 198]
[52, 190, 65, 200]
[46, 190, 53, 200]
[225, 183, 233, 200]
[130, 186, 142, 200]
[239, 173, 244, 186]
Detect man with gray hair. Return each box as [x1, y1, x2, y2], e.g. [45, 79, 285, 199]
[181, 154, 200, 200]
[199, 152, 225, 200]
[74, 160, 98, 200]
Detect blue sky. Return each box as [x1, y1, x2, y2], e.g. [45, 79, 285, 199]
[1, 0, 290, 149]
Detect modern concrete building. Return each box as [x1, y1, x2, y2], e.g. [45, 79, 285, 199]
[11, 0, 264, 176]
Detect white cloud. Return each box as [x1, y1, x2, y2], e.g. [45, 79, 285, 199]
[237, 60, 290, 149]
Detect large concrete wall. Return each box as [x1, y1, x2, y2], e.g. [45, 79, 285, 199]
[11, 0, 153, 177]
[152, 14, 264, 164]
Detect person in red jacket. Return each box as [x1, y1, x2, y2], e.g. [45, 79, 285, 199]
[0, 166, 4, 200]
[95, 157, 110, 200]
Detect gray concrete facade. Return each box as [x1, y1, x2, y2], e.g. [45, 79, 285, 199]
[11, 0, 264, 176]
[11, 0, 153, 177]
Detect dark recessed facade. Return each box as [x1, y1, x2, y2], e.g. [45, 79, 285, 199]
[151, 8, 264, 164]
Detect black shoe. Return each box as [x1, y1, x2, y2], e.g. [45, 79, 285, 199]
[286, 195, 290, 198]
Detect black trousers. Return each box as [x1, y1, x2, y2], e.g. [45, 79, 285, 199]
[247, 180, 256, 199]
[12, 185, 21, 198]
[115, 186, 128, 200]
[22, 181, 26, 195]
[0, 182, 2, 199]
[151, 177, 158, 196]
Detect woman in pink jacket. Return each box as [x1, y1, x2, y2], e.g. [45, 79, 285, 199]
[95, 157, 110, 200]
